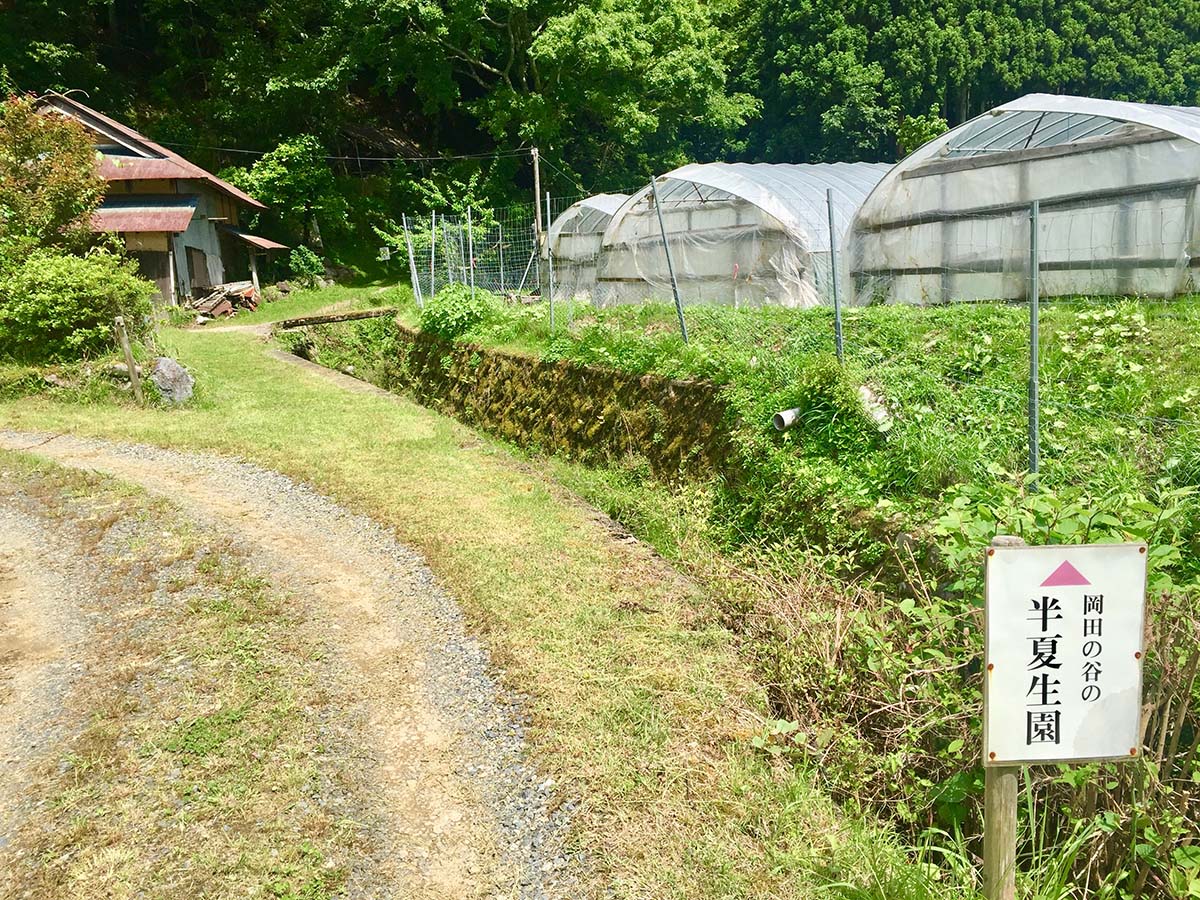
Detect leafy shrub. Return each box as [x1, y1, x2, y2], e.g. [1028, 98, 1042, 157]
[0, 94, 105, 252]
[417, 284, 501, 340]
[288, 246, 325, 287]
[0, 249, 155, 362]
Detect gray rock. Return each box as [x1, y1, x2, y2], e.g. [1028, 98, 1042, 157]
[149, 357, 195, 404]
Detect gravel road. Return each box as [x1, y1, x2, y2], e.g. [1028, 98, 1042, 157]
[0, 503, 91, 851]
[0, 430, 580, 899]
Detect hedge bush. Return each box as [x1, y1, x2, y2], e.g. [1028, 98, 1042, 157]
[0, 249, 155, 362]
[289, 245, 324, 287]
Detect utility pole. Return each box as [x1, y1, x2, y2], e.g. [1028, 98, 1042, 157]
[532, 147, 545, 297]
[532, 147, 543, 247]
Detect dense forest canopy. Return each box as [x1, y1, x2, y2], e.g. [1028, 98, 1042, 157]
[3, 0, 1198, 245]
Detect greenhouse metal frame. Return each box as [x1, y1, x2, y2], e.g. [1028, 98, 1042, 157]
[592, 162, 891, 308]
[847, 93, 1200, 304]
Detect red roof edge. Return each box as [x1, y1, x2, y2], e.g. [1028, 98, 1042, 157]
[40, 92, 267, 211]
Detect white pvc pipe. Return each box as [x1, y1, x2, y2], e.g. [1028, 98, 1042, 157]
[773, 407, 801, 431]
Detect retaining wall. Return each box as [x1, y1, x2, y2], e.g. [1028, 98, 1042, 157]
[289, 319, 732, 478]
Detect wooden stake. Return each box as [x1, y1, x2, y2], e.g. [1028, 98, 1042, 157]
[983, 533, 1025, 900]
[983, 766, 1019, 899]
[114, 316, 144, 406]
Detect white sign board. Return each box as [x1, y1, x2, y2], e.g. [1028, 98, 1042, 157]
[984, 542, 1147, 765]
[378, 246, 391, 261]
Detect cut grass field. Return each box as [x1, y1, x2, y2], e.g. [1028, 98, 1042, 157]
[0, 291, 965, 898]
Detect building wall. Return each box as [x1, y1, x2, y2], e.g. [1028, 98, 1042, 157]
[171, 181, 248, 297]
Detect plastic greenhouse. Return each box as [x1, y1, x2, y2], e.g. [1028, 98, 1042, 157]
[593, 162, 892, 308]
[848, 94, 1200, 305]
[546, 193, 629, 300]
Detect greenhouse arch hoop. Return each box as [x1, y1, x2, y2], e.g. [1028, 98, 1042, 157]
[594, 161, 891, 309]
[847, 93, 1200, 304]
[546, 193, 629, 301]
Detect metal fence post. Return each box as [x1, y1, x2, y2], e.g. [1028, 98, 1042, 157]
[429, 211, 437, 299]
[1028, 200, 1040, 479]
[457, 222, 467, 286]
[402, 213, 424, 308]
[443, 218, 454, 285]
[650, 177, 688, 344]
[498, 221, 506, 293]
[467, 206, 476, 299]
[827, 187, 844, 363]
[545, 191, 555, 331]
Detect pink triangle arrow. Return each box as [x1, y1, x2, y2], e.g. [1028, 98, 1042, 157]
[1041, 560, 1091, 587]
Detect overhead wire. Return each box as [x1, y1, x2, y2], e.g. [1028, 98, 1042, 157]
[537, 152, 588, 194]
[156, 141, 534, 163]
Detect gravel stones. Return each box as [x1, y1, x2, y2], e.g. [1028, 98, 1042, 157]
[0, 430, 582, 898]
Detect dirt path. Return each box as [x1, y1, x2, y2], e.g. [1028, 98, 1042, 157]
[0, 431, 577, 899]
[0, 506, 89, 850]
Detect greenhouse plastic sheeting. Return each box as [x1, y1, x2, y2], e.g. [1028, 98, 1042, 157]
[847, 94, 1200, 305]
[547, 193, 628, 301]
[595, 162, 891, 308]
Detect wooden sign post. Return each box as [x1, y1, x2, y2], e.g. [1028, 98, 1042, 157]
[982, 537, 1148, 898]
[113, 315, 144, 406]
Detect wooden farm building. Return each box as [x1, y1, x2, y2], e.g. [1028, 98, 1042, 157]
[39, 92, 287, 304]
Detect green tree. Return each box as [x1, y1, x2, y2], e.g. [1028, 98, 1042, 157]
[222, 136, 348, 246]
[0, 94, 105, 256]
[737, 0, 1200, 162]
[353, 0, 755, 188]
[896, 106, 949, 154]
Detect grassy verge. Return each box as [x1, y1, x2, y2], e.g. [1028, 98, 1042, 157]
[286, 288, 1200, 895]
[221, 281, 410, 326]
[0, 452, 352, 899]
[0, 318, 956, 896]
[389, 292, 1200, 576]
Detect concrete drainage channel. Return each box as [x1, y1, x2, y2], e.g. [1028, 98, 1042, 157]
[0, 430, 582, 899]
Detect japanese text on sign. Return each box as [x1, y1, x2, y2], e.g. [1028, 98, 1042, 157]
[984, 543, 1147, 765]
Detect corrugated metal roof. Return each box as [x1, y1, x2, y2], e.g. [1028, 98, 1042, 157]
[220, 225, 289, 251]
[92, 195, 197, 233]
[604, 162, 893, 248]
[99, 156, 193, 181]
[41, 93, 267, 210]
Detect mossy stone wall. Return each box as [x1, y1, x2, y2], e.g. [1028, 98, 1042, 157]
[295, 320, 732, 477]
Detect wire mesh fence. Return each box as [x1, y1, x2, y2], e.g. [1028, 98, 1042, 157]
[386, 184, 1200, 494]
[391, 195, 584, 307]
